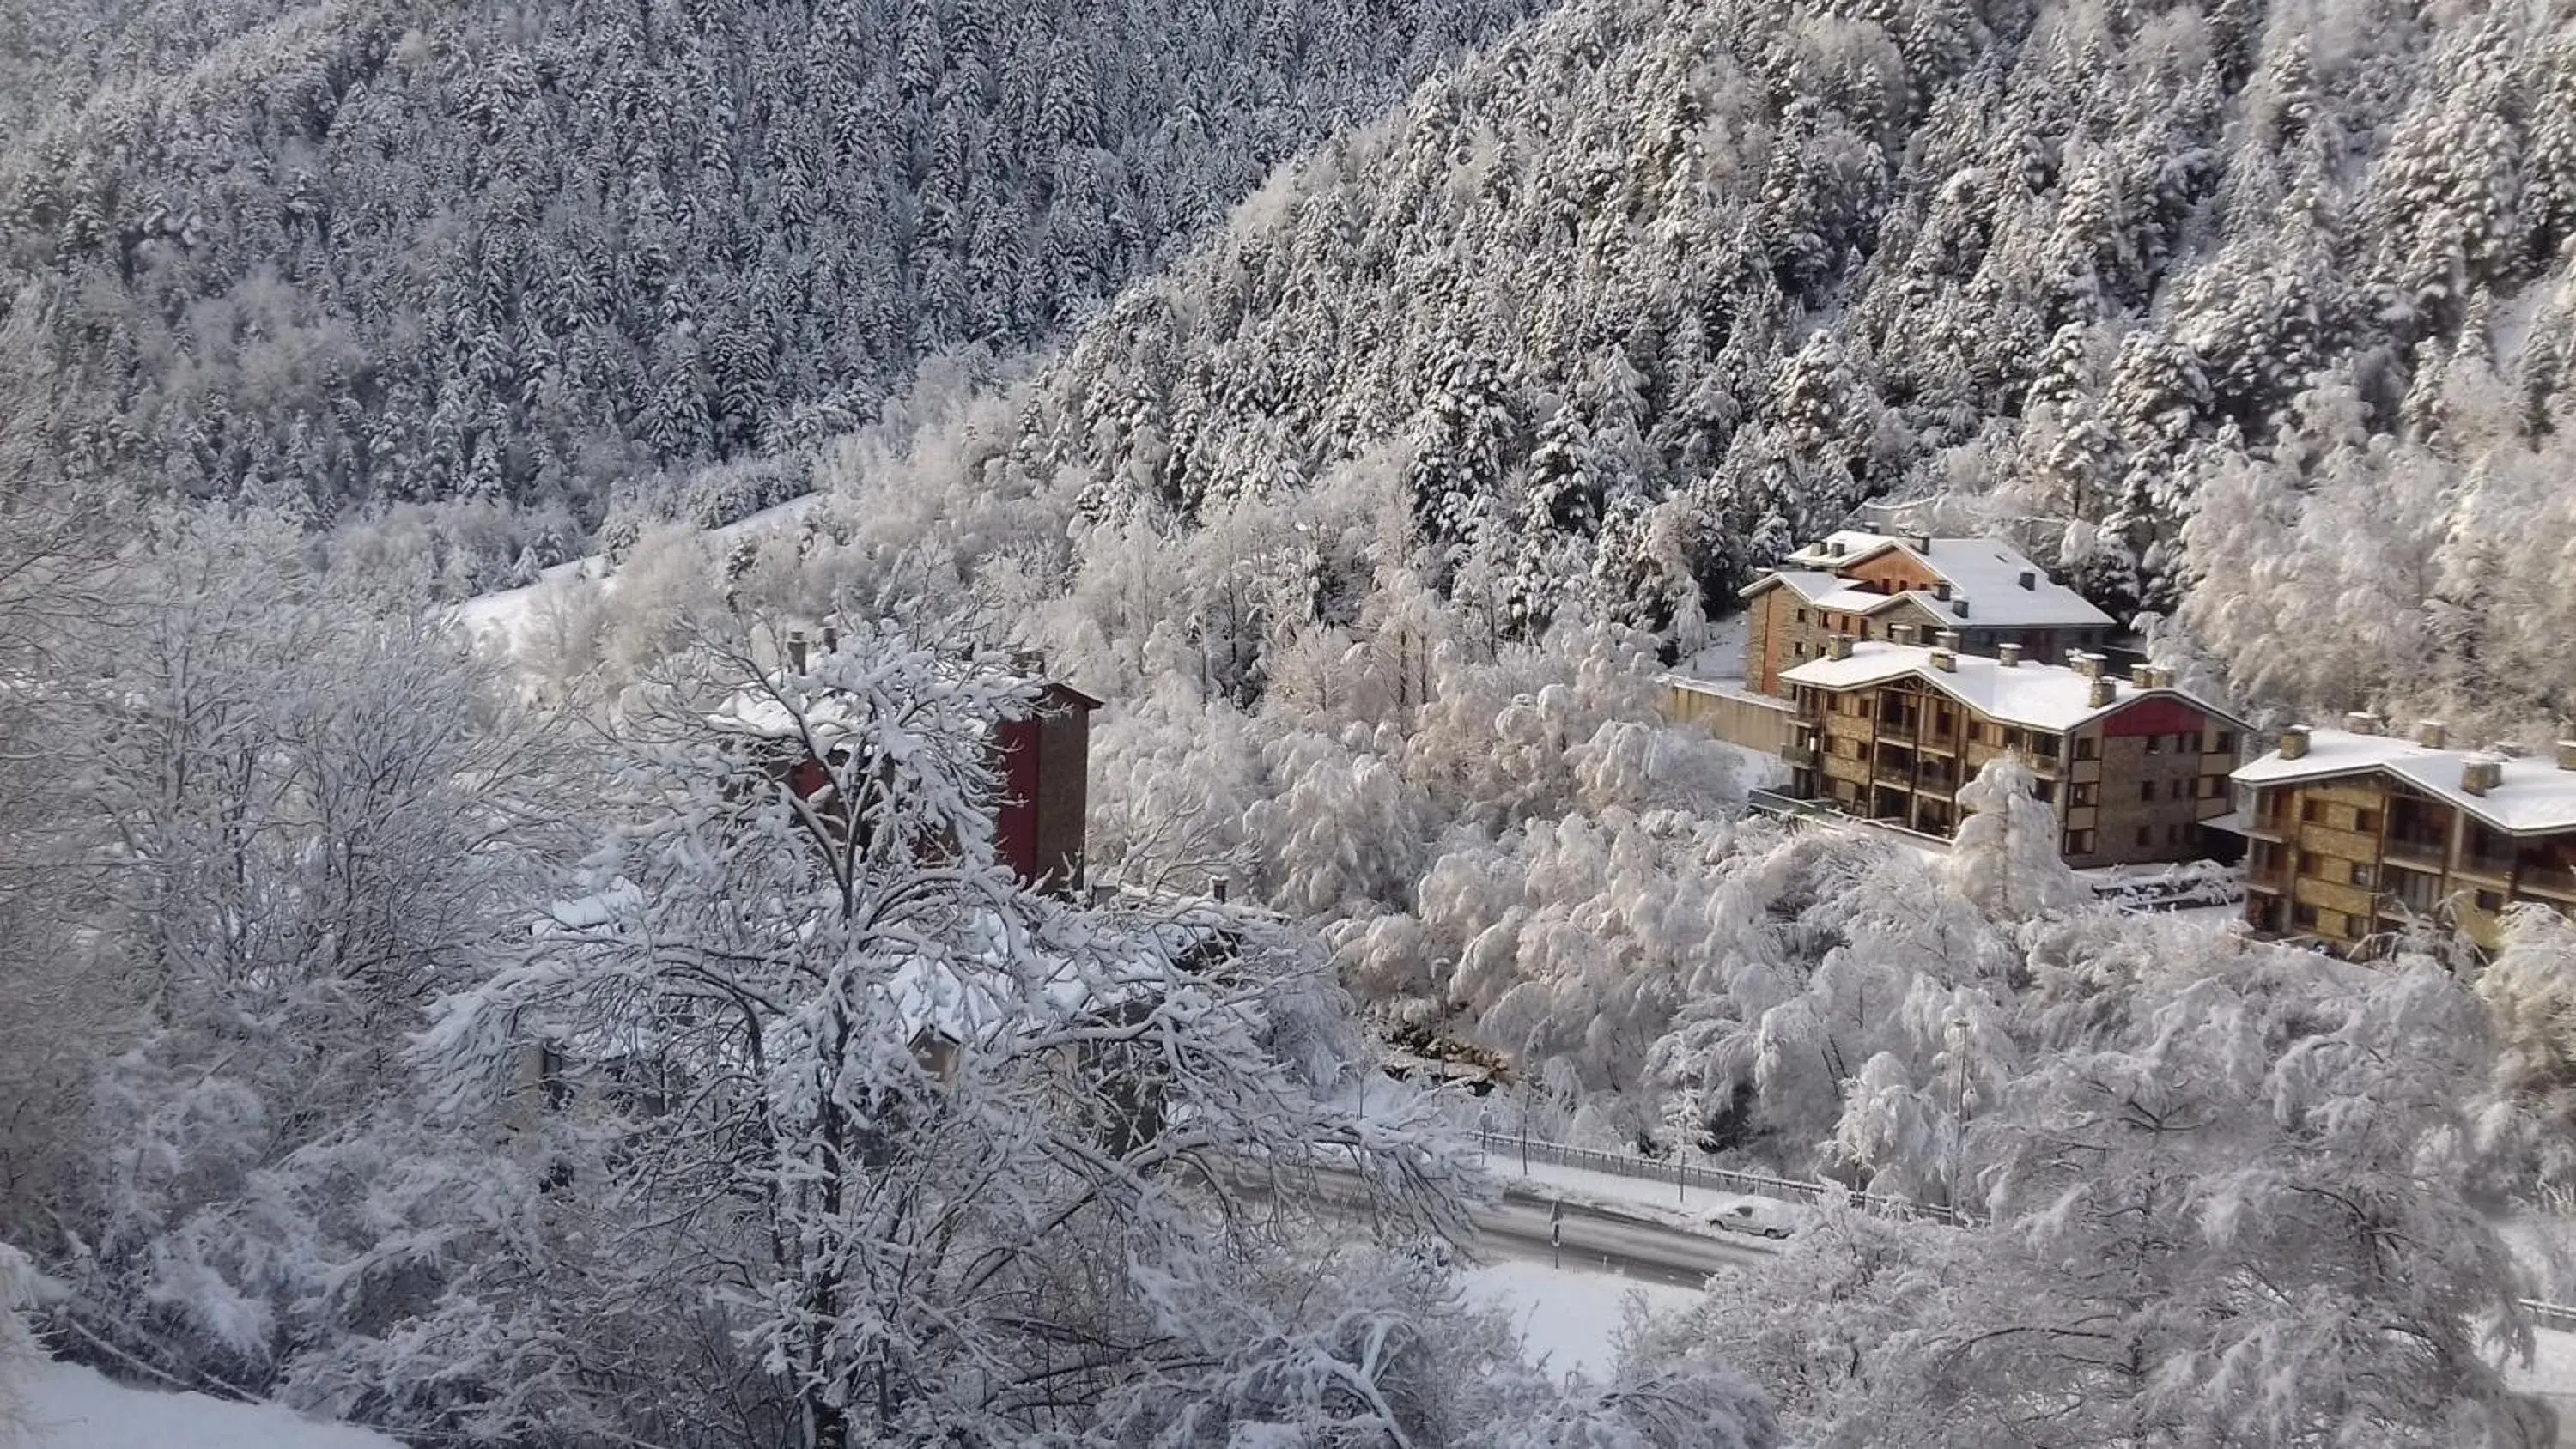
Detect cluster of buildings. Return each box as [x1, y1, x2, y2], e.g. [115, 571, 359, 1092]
[1678, 530, 2576, 956]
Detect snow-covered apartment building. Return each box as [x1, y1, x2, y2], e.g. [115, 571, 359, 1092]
[2233, 719, 2576, 955]
[1737, 530, 2117, 696]
[1777, 635, 2245, 868]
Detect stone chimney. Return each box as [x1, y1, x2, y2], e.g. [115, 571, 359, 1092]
[2463, 755, 2504, 797]
[787, 629, 810, 671]
[2087, 677, 2117, 708]
[2017, 569, 2037, 591]
[2415, 719, 2447, 749]
[2280, 725, 2312, 761]
[1892, 624, 1918, 646]
[2344, 711, 2380, 735]
[1934, 629, 1961, 652]
[2130, 664, 2155, 689]
[2073, 652, 2105, 680]
[1997, 643, 2023, 668]
[1828, 634, 1853, 660]
[2064, 647, 2086, 670]
[1932, 646, 1958, 673]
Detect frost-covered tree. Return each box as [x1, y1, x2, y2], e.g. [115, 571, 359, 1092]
[1945, 755, 2085, 922]
[427, 615, 1499, 1446]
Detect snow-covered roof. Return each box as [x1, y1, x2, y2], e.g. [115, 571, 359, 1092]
[1756, 533, 2115, 630]
[2233, 729, 2576, 837]
[1780, 641, 2241, 735]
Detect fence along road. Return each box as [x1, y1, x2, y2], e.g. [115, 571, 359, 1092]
[1471, 1128, 2576, 1328]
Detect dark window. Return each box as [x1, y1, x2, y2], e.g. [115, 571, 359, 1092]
[2215, 732, 2237, 753]
[2476, 889, 2506, 912]
[2070, 782, 2099, 808]
[2293, 902, 2320, 930]
[2075, 737, 2099, 761]
[2300, 799, 2321, 822]
[2299, 851, 2324, 876]
[2136, 826, 2152, 846]
[1796, 608, 1809, 624]
[2350, 864, 2374, 888]
[2035, 779, 2057, 803]
[2066, 828, 2097, 854]
[2355, 809, 2381, 834]
[2141, 780, 2157, 803]
[2146, 734, 2164, 755]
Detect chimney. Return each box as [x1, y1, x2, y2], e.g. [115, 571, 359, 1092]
[2415, 720, 2447, 749]
[1997, 643, 2023, 668]
[1208, 873, 1231, 904]
[1911, 531, 1933, 552]
[2147, 666, 2174, 690]
[1828, 634, 1853, 660]
[2345, 711, 2380, 735]
[2073, 653, 2104, 680]
[822, 623, 841, 652]
[2463, 755, 2504, 797]
[2017, 569, 2037, 591]
[1892, 624, 1918, 646]
[2088, 677, 2117, 708]
[1934, 581, 1953, 602]
[1935, 629, 1961, 652]
[787, 629, 810, 671]
[2557, 741, 2576, 772]
[2280, 725, 2312, 761]
[1951, 597, 1970, 618]
[1932, 647, 1957, 673]
[2131, 664, 2154, 689]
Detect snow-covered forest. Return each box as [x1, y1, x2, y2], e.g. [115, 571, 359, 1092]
[9, 0, 2576, 1439]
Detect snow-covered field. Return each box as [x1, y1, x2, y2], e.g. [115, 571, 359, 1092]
[11, 1358, 398, 1449]
[1458, 1260, 1701, 1382]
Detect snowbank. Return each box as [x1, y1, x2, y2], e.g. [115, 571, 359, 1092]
[11, 1359, 398, 1449]
[1459, 1259, 1700, 1382]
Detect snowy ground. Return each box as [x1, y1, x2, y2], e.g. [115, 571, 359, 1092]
[1457, 1260, 1702, 1383]
[10, 1357, 398, 1449]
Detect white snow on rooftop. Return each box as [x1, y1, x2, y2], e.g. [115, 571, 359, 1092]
[1778, 641, 2237, 734]
[2235, 728, 2576, 836]
[1759, 532, 2114, 630]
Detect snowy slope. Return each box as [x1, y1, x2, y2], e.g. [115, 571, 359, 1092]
[1458, 1261, 1700, 1383]
[12, 1358, 397, 1449]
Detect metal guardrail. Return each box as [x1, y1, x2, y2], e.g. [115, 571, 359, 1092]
[2525, 1299, 2576, 1333]
[1470, 1130, 1969, 1228]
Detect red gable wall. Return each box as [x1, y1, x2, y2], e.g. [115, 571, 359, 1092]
[2099, 696, 2214, 737]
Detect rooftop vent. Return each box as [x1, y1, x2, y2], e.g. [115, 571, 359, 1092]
[2280, 725, 2312, 761]
[1951, 597, 1970, 618]
[2344, 711, 2381, 735]
[2463, 755, 2504, 797]
[2088, 677, 2118, 708]
[1997, 643, 2024, 668]
[2415, 720, 2447, 749]
[1932, 647, 1958, 673]
[2017, 569, 2037, 591]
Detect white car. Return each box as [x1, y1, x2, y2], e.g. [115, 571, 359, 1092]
[1707, 1200, 1800, 1240]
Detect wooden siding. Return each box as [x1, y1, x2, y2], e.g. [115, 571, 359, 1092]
[1663, 678, 1798, 755]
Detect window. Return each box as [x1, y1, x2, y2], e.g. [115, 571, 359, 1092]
[2136, 826, 2152, 846]
[2476, 889, 2506, 912]
[2035, 779, 2057, 803]
[2075, 737, 2099, 761]
[2293, 902, 2320, 930]
[2069, 782, 2099, 808]
[2354, 809, 2381, 834]
[2171, 779, 2189, 800]
[2065, 829, 2097, 854]
[2298, 851, 2324, 876]
[2141, 780, 2157, 803]
[1795, 608, 1809, 624]
[2350, 864, 2373, 888]
[2215, 731, 2237, 754]
[2145, 734, 2164, 755]
[2300, 798, 2322, 822]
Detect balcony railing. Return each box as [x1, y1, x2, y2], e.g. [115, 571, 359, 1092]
[2521, 864, 2576, 900]
[2383, 834, 2446, 870]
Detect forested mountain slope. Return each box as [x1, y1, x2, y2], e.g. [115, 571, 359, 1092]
[811, 0, 2576, 722]
[0, 0, 1540, 546]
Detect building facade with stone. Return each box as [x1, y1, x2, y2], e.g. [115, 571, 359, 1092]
[2234, 720, 2576, 955]
[1778, 634, 2243, 867]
